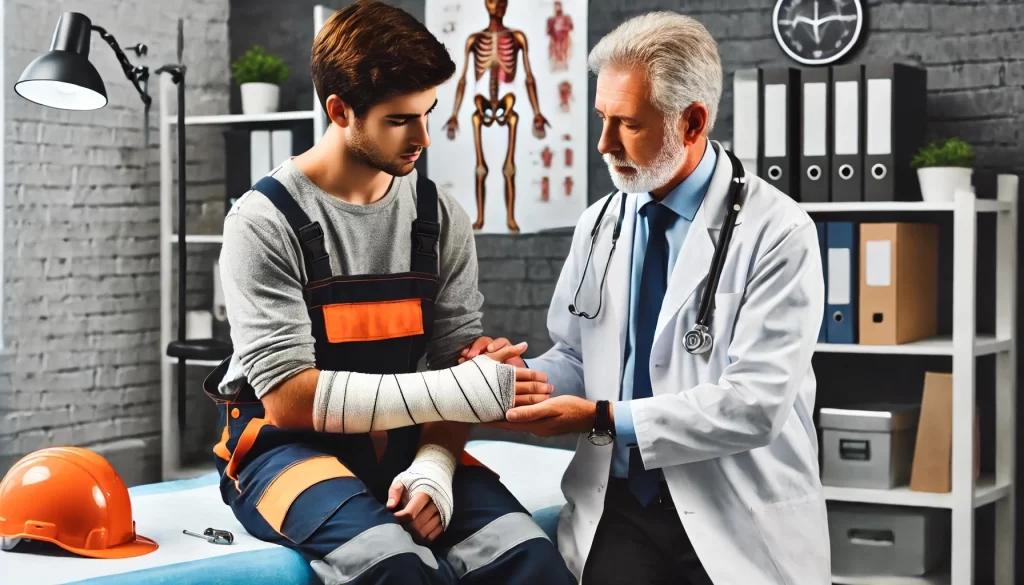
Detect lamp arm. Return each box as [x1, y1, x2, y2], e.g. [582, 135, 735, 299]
[91, 24, 151, 107]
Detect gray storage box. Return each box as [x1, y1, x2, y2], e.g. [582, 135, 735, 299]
[828, 502, 949, 577]
[820, 403, 920, 489]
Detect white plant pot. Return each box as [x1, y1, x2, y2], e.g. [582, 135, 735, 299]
[240, 82, 280, 115]
[917, 167, 973, 203]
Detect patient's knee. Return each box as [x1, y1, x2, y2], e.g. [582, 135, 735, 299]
[367, 552, 447, 584]
[459, 536, 575, 585]
[314, 550, 448, 585]
[514, 538, 576, 585]
[310, 524, 453, 585]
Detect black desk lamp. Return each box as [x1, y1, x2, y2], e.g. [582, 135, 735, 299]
[15, 13, 232, 436]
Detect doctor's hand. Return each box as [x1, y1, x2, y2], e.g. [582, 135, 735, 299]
[479, 337, 528, 368]
[458, 335, 495, 364]
[491, 396, 599, 437]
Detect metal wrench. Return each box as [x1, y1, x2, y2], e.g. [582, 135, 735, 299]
[182, 528, 234, 545]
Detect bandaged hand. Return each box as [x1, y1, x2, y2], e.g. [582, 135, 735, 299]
[312, 353, 552, 433]
[389, 444, 456, 537]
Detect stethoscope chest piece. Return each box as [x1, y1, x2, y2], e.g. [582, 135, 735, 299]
[684, 324, 713, 355]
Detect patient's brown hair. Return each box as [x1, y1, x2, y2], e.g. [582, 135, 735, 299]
[311, 0, 456, 118]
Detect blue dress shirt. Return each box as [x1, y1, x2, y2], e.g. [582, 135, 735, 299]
[611, 141, 717, 478]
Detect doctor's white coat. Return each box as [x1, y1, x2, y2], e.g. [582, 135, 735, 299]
[527, 140, 831, 584]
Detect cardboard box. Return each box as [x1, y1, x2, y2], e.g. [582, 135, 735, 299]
[909, 372, 980, 493]
[859, 222, 939, 344]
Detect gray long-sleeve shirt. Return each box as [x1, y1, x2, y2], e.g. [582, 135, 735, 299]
[217, 159, 484, 399]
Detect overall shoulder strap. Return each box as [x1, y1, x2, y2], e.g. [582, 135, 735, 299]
[252, 176, 333, 282]
[412, 173, 440, 276]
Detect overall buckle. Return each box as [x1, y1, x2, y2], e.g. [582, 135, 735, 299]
[298, 223, 329, 262]
[414, 219, 440, 258]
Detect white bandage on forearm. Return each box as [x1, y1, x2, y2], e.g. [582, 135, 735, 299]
[394, 444, 456, 529]
[312, 355, 515, 433]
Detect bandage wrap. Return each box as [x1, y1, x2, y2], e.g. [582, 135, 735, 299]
[393, 444, 457, 529]
[312, 355, 515, 433]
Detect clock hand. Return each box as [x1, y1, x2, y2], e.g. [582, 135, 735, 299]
[817, 13, 859, 24]
[778, 14, 816, 30]
[813, 1, 822, 44]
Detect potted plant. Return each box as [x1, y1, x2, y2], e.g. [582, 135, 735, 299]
[910, 137, 975, 202]
[231, 45, 289, 115]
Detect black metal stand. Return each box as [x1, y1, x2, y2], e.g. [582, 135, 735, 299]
[158, 20, 232, 434]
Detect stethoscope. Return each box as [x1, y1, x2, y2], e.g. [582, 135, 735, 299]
[568, 149, 746, 355]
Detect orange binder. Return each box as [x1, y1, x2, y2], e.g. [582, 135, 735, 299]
[858, 222, 939, 345]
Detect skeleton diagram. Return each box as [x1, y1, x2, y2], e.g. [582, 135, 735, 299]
[547, 1, 573, 72]
[444, 0, 549, 232]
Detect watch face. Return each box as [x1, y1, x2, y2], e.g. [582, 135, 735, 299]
[773, 0, 863, 66]
[588, 431, 614, 447]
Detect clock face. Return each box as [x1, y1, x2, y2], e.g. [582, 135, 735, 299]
[773, 0, 864, 66]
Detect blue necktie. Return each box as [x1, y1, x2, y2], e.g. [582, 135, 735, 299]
[629, 202, 676, 506]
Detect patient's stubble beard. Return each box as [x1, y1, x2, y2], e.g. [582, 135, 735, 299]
[348, 123, 417, 177]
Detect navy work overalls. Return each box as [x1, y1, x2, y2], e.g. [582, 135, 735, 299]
[203, 173, 574, 585]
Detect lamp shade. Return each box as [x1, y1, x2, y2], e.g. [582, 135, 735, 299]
[14, 12, 107, 110]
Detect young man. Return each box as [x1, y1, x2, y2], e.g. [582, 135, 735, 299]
[204, 2, 575, 584]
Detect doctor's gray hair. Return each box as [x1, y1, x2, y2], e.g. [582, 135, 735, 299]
[588, 11, 723, 134]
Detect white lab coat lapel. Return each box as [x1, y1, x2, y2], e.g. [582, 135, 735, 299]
[586, 191, 636, 402]
[655, 142, 745, 348]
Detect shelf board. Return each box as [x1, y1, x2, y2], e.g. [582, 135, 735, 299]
[823, 474, 1011, 509]
[164, 356, 223, 367]
[801, 200, 1011, 213]
[167, 234, 224, 244]
[166, 110, 317, 126]
[814, 334, 1011, 356]
[832, 571, 949, 585]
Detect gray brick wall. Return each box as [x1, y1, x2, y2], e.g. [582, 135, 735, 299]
[3, 0, 230, 485]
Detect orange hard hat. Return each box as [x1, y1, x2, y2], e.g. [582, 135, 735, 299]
[0, 446, 157, 558]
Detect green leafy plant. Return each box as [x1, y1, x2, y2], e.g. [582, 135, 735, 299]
[231, 45, 289, 86]
[910, 137, 974, 169]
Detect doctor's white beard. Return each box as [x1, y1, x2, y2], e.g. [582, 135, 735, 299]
[604, 123, 687, 195]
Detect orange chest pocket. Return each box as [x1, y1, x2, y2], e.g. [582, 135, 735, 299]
[322, 298, 425, 344]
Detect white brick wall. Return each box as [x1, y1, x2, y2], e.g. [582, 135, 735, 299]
[3, 0, 230, 485]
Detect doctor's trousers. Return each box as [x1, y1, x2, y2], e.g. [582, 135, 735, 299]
[203, 174, 575, 584]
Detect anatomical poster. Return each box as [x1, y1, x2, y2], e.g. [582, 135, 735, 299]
[426, 0, 588, 234]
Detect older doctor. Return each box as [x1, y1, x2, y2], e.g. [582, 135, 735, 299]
[483, 11, 830, 585]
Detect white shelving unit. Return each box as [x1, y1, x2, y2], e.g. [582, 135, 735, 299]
[157, 6, 334, 483]
[805, 185, 1018, 585]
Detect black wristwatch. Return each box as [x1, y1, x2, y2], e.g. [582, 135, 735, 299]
[588, 401, 615, 446]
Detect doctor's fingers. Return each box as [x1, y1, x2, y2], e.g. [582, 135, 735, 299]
[484, 337, 513, 352]
[513, 388, 552, 407]
[486, 342, 529, 363]
[459, 336, 494, 363]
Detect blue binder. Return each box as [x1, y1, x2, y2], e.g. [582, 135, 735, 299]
[816, 222, 828, 343]
[825, 222, 858, 344]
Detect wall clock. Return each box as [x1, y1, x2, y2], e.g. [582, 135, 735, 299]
[773, 0, 864, 66]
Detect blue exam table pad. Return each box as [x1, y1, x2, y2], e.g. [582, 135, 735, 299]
[2, 440, 572, 585]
